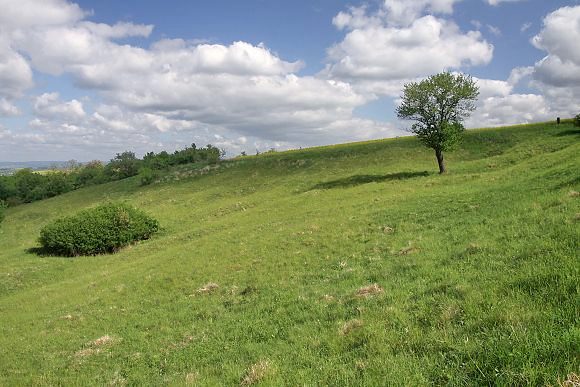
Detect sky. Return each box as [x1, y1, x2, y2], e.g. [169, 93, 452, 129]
[0, 0, 579, 161]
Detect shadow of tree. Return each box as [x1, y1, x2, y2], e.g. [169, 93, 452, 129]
[25, 246, 54, 257]
[310, 171, 430, 190]
[554, 129, 580, 137]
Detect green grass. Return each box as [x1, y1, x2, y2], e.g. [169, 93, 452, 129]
[0, 122, 578, 385]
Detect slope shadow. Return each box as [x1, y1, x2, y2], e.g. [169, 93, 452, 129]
[310, 171, 430, 190]
[554, 129, 580, 137]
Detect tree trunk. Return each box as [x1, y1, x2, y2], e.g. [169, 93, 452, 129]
[435, 149, 446, 174]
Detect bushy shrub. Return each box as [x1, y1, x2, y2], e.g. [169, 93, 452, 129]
[138, 167, 157, 186]
[574, 113, 580, 127]
[105, 151, 141, 180]
[39, 203, 159, 256]
[74, 160, 105, 187]
[0, 200, 6, 224]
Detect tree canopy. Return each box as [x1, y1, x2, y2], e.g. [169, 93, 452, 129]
[396, 72, 479, 173]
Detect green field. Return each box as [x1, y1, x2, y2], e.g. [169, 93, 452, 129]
[0, 122, 578, 385]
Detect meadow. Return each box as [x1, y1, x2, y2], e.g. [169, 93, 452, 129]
[0, 121, 578, 385]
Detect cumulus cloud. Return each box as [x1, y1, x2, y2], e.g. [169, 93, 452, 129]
[334, 0, 464, 28]
[532, 6, 580, 87]
[23, 97, 401, 158]
[526, 6, 580, 119]
[328, 2, 575, 130]
[0, 98, 19, 116]
[149, 39, 304, 76]
[33, 93, 86, 122]
[0, 39, 33, 99]
[326, 16, 492, 80]
[474, 78, 512, 99]
[1, 0, 572, 160]
[50, 36, 364, 142]
[324, 4, 493, 96]
[383, 0, 462, 26]
[469, 93, 551, 127]
[80, 21, 154, 39]
[507, 66, 534, 86]
[0, 0, 82, 102]
[0, 0, 85, 28]
[12, 19, 375, 145]
[467, 64, 572, 128]
[467, 85, 551, 128]
[0, 0, 410, 158]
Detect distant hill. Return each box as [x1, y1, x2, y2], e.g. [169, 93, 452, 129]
[0, 161, 68, 170]
[0, 161, 70, 175]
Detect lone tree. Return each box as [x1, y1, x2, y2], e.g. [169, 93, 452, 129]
[396, 72, 479, 173]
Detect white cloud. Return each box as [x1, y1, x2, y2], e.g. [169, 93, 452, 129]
[149, 40, 304, 76]
[383, 0, 462, 26]
[0, 38, 33, 99]
[0, 0, 85, 28]
[474, 77, 512, 99]
[468, 93, 551, 127]
[467, 65, 573, 128]
[532, 6, 580, 65]
[33, 93, 86, 122]
[467, 76, 543, 127]
[486, 0, 527, 6]
[507, 66, 534, 86]
[12, 23, 154, 76]
[3, 0, 571, 160]
[334, 1, 463, 30]
[526, 6, 580, 119]
[91, 104, 200, 134]
[487, 25, 502, 37]
[324, 14, 493, 93]
[427, 5, 580, 129]
[532, 6, 580, 87]
[0, 98, 19, 116]
[333, 5, 385, 30]
[471, 20, 482, 30]
[0, 0, 409, 156]
[80, 21, 154, 39]
[533, 82, 580, 117]
[533, 56, 580, 88]
[62, 38, 366, 143]
[520, 22, 532, 33]
[22, 97, 402, 158]
[464, 73, 552, 127]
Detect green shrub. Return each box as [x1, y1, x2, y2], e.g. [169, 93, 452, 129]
[39, 203, 159, 256]
[139, 167, 157, 186]
[574, 113, 580, 127]
[0, 200, 6, 224]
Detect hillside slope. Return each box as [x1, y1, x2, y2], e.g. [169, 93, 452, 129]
[0, 122, 578, 385]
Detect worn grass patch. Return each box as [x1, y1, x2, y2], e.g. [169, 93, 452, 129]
[196, 282, 219, 294]
[355, 284, 384, 297]
[240, 360, 272, 386]
[74, 335, 119, 360]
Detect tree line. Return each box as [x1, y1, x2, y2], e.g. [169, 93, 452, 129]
[0, 143, 223, 207]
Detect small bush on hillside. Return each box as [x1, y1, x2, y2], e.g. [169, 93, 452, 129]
[0, 200, 6, 224]
[39, 203, 159, 256]
[139, 167, 158, 186]
[574, 113, 580, 127]
[105, 151, 141, 180]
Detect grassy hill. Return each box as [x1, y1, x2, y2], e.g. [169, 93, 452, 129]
[0, 121, 578, 385]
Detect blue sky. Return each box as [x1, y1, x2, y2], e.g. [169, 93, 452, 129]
[0, 0, 579, 161]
